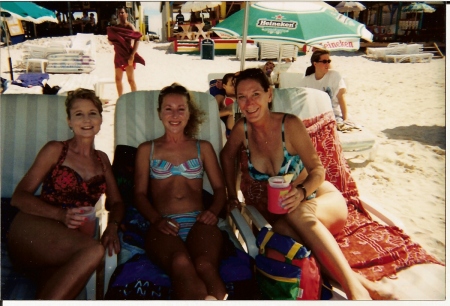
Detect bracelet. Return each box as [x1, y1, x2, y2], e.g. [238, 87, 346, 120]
[297, 184, 308, 202]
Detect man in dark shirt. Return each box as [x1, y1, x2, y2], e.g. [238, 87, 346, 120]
[176, 10, 184, 32]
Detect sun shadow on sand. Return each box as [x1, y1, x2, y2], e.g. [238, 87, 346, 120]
[382, 125, 445, 149]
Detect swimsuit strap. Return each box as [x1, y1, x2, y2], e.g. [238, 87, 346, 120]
[243, 118, 251, 160]
[281, 114, 288, 152]
[95, 149, 106, 172]
[59, 141, 105, 173]
[150, 141, 155, 161]
[56, 141, 69, 166]
[196, 140, 201, 159]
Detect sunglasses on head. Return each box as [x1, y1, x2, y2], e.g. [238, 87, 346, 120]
[316, 60, 331, 64]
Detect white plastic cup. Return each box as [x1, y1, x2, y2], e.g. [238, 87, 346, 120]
[78, 206, 96, 237]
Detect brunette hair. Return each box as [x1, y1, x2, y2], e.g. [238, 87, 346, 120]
[234, 68, 271, 95]
[222, 73, 235, 85]
[305, 49, 330, 76]
[158, 83, 205, 138]
[65, 88, 102, 118]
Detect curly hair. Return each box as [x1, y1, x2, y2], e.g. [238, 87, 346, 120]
[65, 88, 102, 118]
[158, 83, 205, 138]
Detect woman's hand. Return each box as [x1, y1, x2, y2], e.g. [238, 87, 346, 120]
[154, 218, 179, 236]
[281, 186, 304, 213]
[101, 223, 121, 256]
[226, 198, 242, 215]
[128, 54, 135, 66]
[197, 210, 218, 225]
[61, 207, 86, 229]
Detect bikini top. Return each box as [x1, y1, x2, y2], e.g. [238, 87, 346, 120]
[244, 114, 304, 181]
[40, 141, 107, 208]
[150, 140, 204, 180]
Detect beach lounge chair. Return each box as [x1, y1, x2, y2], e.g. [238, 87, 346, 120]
[237, 87, 445, 299]
[102, 90, 260, 299]
[0, 94, 100, 300]
[259, 42, 280, 60]
[279, 44, 298, 62]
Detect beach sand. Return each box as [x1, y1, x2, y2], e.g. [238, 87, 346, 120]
[1, 36, 445, 263]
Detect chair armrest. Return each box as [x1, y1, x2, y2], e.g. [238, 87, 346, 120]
[229, 208, 259, 258]
[242, 205, 272, 231]
[97, 205, 118, 297]
[85, 217, 100, 300]
[359, 195, 406, 229]
[104, 252, 118, 295]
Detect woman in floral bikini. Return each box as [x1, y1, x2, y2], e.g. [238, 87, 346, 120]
[7, 88, 124, 299]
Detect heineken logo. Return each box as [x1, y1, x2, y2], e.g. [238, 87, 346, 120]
[256, 19, 297, 30]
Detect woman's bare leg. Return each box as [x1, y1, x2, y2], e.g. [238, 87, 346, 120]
[125, 65, 137, 92]
[145, 226, 208, 300]
[187, 223, 226, 299]
[273, 182, 395, 299]
[7, 212, 105, 299]
[115, 68, 124, 96]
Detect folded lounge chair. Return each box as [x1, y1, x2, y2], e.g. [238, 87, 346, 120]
[0, 94, 101, 300]
[239, 87, 445, 299]
[102, 90, 260, 299]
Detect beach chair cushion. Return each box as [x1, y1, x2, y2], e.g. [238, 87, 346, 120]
[270, 88, 443, 281]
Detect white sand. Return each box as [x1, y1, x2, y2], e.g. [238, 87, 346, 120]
[1, 36, 445, 263]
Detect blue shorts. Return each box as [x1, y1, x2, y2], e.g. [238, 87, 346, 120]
[163, 211, 201, 241]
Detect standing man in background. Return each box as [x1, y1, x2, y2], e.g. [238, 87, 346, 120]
[107, 6, 145, 96]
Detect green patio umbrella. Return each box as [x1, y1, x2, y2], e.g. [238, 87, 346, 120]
[212, 2, 372, 52]
[402, 2, 436, 29]
[1, 1, 57, 24]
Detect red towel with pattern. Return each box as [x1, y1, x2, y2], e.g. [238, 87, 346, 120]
[240, 111, 443, 281]
[107, 26, 145, 68]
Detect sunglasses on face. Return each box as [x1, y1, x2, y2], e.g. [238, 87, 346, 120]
[316, 60, 332, 64]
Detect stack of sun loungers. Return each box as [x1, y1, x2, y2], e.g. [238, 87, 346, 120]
[259, 42, 280, 60]
[236, 41, 259, 60]
[279, 44, 298, 62]
[366, 43, 433, 63]
[22, 34, 96, 74]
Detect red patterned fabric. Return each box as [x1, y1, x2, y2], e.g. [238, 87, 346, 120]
[240, 111, 443, 281]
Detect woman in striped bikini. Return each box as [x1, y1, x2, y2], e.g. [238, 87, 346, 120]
[133, 83, 227, 300]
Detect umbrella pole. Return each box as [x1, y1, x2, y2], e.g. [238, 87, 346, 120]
[240, 1, 250, 71]
[1, 17, 13, 80]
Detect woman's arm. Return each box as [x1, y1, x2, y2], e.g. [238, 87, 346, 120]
[199, 141, 226, 220]
[99, 151, 125, 255]
[285, 114, 325, 199]
[219, 120, 245, 210]
[11, 141, 67, 222]
[336, 87, 348, 121]
[133, 142, 161, 223]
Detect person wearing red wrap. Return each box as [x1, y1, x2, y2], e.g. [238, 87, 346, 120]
[107, 6, 145, 96]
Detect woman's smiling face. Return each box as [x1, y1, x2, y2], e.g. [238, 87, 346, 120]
[159, 93, 190, 134]
[236, 79, 272, 122]
[67, 99, 102, 136]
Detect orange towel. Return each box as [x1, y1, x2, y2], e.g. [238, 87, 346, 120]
[107, 26, 145, 68]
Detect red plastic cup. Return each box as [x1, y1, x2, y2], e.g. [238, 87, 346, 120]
[267, 176, 291, 214]
[78, 206, 96, 237]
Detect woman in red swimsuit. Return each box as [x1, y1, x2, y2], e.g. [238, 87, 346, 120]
[7, 88, 124, 299]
